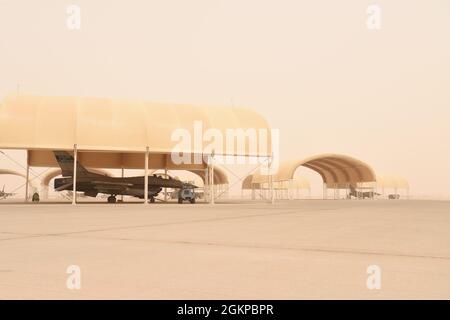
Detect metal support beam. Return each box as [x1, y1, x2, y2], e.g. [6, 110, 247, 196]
[72, 144, 78, 205]
[271, 176, 275, 204]
[164, 168, 168, 202]
[204, 165, 209, 203]
[121, 168, 124, 202]
[144, 147, 149, 205]
[25, 151, 29, 203]
[210, 155, 215, 205]
[269, 158, 275, 204]
[289, 179, 294, 200]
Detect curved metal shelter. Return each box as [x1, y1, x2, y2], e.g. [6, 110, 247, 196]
[376, 175, 409, 189]
[376, 174, 409, 199]
[244, 154, 376, 200]
[0, 168, 38, 194]
[0, 94, 271, 156]
[253, 154, 376, 188]
[0, 94, 270, 204]
[242, 175, 310, 200]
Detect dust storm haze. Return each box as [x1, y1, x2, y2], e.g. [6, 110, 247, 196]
[0, 0, 449, 198]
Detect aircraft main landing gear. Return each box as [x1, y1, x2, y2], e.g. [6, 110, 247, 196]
[107, 195, 117, 203]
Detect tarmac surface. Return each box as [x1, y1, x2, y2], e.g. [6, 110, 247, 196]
[0, 200, 449, 299]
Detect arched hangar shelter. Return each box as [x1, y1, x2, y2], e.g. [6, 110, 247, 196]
[242, 175, 310, 200]
[0, 94, 271, 204]
[247, 154, 377, 199]
[0, 168, 38, 194]
[376, 174, 409, 199]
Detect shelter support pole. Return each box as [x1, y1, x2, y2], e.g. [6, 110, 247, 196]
[164, 168, 167, 202]
[210, 155, 215, 205]
[271, 177, 275, 204]
[144, 147, 149, 205]
[289, 179, 293, 200]
[25, 151, 29, 203]
[269, 158, 274, 204]
[72, 144, 77, 205]
[204, 165, 209, 203]
[121, 168, 124, 202]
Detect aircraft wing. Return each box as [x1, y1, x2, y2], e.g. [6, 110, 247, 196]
[55, 182, 73, 192]
[91, 181, 134, 187]
[91, 181, 133, 192]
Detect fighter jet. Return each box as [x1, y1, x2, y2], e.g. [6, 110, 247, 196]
[348, 185, 380, 199]
[0, 185, 15, 200]
[53, 151, 196, 203]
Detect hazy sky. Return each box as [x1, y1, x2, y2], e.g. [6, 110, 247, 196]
[0, 0, 449, 197]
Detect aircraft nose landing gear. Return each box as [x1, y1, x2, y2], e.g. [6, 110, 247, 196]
[107, 195, 117, 203]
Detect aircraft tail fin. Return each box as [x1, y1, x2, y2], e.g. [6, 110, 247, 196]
[53, 151, 93, 177]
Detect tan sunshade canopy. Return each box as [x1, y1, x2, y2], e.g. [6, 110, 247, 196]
[251, 154, 376, 188]
[242, 175, 310, 190]
[241, 175, 255, 190]
[0, 94, 271, 157]
[376, 175, 409, 189]
[0, 168, 38, 189]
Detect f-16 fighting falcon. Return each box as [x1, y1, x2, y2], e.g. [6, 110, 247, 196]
[348, 185, 380, 199]
[53, 151, 196, 203]
[0, 185, 15, 200]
